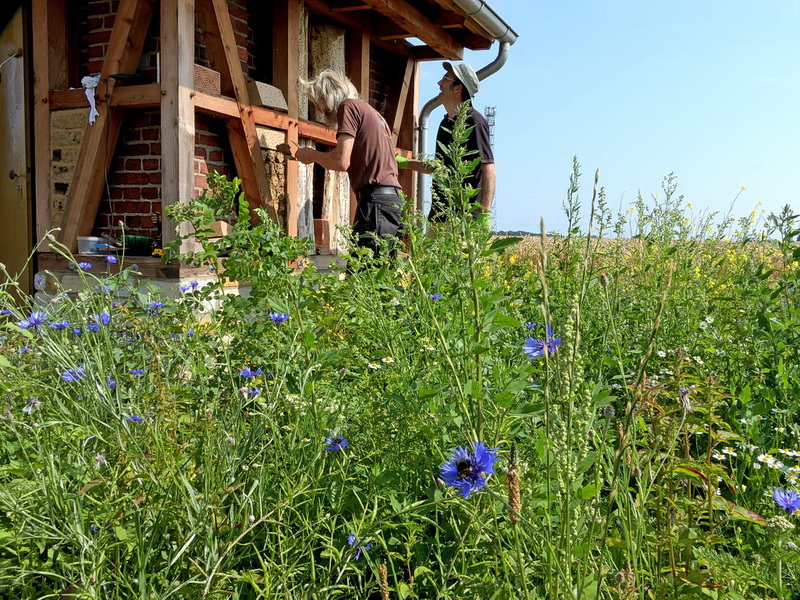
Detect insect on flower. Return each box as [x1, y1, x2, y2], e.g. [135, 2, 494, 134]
[440, 442, 499, 499]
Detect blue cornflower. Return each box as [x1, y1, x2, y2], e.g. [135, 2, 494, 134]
[131, 368, 145, 375]
[70, 327, 83, 335]
[325, 435, 348, 451]
[22, 397, 40, 415]
[179, 281, 199, 293]
[106, 377, 116, 390]
[50, 319, 71, 330]
[428, 293, 442, 300]
[89, 524, 99, 535]
[171, 333, 179, 339]
[89, 312, 111, 325]
[269, 312, 289, 323]
[522, 324, 561, 359]
[106, 255, 118, 264]
[61, 365, 86, 382]
[524, 322, 537, 330]
[347, 534, 372, 560]
[94, 284, 112, 293]
[18, 346, 30, 354]
[249, 388, 261, 397]
[125, 414, 143, 422]
[86, 321, 100, 332]
[773, 489, 800, 513]
[187, 329, 195, 337]
[18, 311, 47, 330]
[240, 366, 262, 379]
[439, 442, 499, 499]
[77, 262, 92, 270]
[1, 308, 12, 315]
[147, 301, 165, 314]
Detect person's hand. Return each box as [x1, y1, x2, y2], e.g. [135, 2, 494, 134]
[294, 148, 315, 164]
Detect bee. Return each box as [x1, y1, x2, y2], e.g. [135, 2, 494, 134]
[456, 459, 473, 479]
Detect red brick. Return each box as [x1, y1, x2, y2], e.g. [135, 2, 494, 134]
[196, 161, 209, 175]
[128, 114, 151, 128]
[88, 60, 104, 74]
[142, 128, 159, 140]
[152, 203, 162, 213]
[87, 45, 104, 58]
[122, 187, 142, 199]
[110, 188, 124, 200]
[197, 134, 218, 147]
[150, 143, 161, 155]
[125, 159, 142, 171]
[103, 15, 116, 28]
[195, 175, 207, 188]
[125, 143, 150, 156]
[142, 158, 159, 170]
[124, 128, 142, 141]
[116, 201, 150, 213]
[141, 187, 159, 200]
[117, 172, 150, 185]
[195, 146, 207, 159]
[148, 173, 161, 185]
[88, 17, 104, 29]
[88, 31, 112, 44]
[209, 150, 223, 162]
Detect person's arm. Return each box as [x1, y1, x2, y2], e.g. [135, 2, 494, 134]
[398, 157, 434, 174]
[478, 162, 496, 212]
[295, 134, 354, 171]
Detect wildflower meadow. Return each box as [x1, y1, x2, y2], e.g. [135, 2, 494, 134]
[2, 112, 800, 598]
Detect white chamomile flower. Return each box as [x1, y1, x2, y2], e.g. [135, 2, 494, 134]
[381, 356, 394, 364]
[368, 363, 381, 370]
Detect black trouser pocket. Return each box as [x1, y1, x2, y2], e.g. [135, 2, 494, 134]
[353, 193, 404, 258]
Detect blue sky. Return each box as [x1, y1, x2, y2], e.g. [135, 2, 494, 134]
[418, 0, 800, 234]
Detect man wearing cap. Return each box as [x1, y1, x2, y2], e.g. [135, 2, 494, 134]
[401, 62, 495, 225]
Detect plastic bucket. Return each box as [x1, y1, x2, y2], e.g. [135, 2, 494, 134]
[77, 236, 105, 254]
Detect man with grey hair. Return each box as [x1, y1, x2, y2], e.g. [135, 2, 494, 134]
[401, 62, 495, 226]
[296, 69, 404, 260]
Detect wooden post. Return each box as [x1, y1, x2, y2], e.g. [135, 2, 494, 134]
[346, 31, 370, 99]
[160, 0, 196, 251]
[31, 0, 57, 244]
[56, 0, 155, 249]
[274, 0, 301, 235]
[196, 0, 276, 222]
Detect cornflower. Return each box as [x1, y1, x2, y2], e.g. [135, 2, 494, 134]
[269, 312, 289, 323]
[18, 311, 47, 331]
[94, 453, 108, 468]
[61, 365, 86, 382]
[239, 366, 262, 379]
[147, 301, 165, 314]
[773, 489, 800, 514]
[106, 255, 118, 264]
[428, 293, 442, 300]
[347, 534, 372, 559]
[324, 435, 348, 451]
[49, 320, 71, 330]
[22, 397, 40, 415]
[77, 262, 92, 270]
[439, 442, 499, 499]
[179, 281, 199, 293]
[522, 324, 561, 359]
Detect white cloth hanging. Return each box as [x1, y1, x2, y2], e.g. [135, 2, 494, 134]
[81, 74, 101, 124]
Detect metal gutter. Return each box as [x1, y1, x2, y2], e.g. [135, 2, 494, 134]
[415, 0, 518, 212]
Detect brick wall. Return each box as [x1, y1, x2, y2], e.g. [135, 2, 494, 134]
[73, 0, 244, 245]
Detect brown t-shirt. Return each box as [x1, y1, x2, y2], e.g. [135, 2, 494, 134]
[337, 98, 400, 192]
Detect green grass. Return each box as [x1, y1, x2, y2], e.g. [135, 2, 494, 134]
[2, 144, 800, 597]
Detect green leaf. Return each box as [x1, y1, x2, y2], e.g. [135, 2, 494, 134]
[491, 312, 522, 328]
[711, 496, 766, 524]
[487, 236, 522, 253]
[114, 526, 129, 541]
[579, 483, 601, 500]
